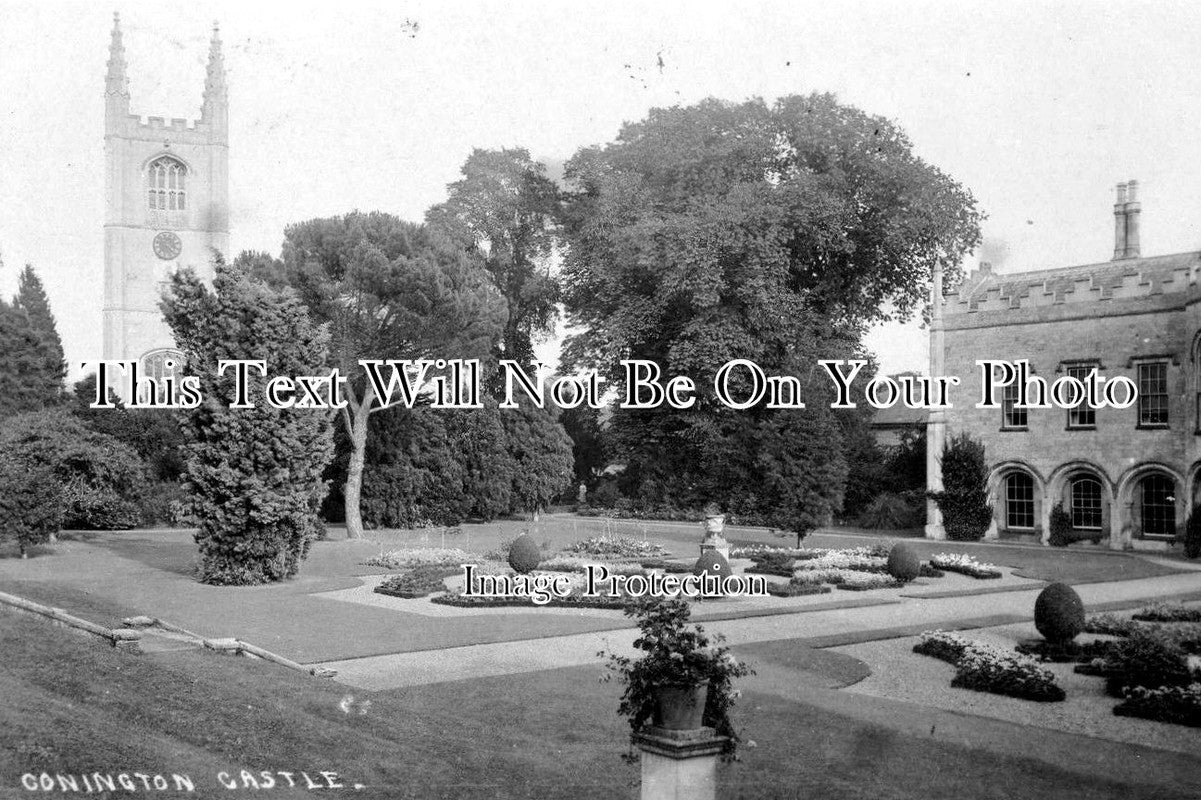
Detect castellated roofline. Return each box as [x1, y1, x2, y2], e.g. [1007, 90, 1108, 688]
[105, 113, 225, 144]
[946, 251, 1201, 318]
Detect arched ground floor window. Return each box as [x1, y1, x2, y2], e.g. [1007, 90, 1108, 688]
[1138, 474, 1177, 539]
[1070, 476, 1104, 530]
[1005, 472, 1035, 530]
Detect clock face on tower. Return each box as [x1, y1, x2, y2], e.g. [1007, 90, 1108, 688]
[153, 231, 182, 260]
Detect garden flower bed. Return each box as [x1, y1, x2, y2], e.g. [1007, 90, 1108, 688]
[913, 631, 1066, 701]
[795, 551, 883, 572]
[374, 565, 462, 598]
[1133, 603, 1201, 623]
[912, 630, 970, 664]
[1087, 628, 1197, 697]
[364, 547, 476, 569]
[535, 556, 647, 575]
[564, 534, 668, 560]
[744, 560, 795, 578]
[1083, 612, 1146, 637]
[952, 642, 1066, 702]
[1114, 682, 1201, 727]
[835, 572, 906, 591]
[928, 553, 1002, 579]
[1014, 638, 1119, 663]
[765, 581, 832, 598]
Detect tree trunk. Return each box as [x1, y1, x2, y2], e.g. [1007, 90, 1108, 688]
[343, 404, 371, 540]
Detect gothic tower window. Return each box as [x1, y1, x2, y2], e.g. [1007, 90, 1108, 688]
[148, 157, 187, 211]
[140, 348, 184, 405]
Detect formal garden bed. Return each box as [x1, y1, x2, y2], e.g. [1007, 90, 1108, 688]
[900, 602, 1201, 728]
[928, 553, 1003, 579]
[913, 631, 1066, 701]
[363, 536, 1014, 609]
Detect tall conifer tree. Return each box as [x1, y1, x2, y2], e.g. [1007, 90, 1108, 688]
[16, 265, 65, 371]
[0, 265, 65, 417]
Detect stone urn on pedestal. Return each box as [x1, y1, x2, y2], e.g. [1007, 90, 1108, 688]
[601, 599, 750, 800]
[698, 503, 730, 563]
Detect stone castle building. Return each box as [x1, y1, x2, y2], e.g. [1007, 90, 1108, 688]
[927, 181, 1200, 550]
[102, 13, 229, 396]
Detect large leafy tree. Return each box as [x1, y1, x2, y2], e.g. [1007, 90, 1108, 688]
[561, 94, 981, 529]
[0, 410, 146, 530]
[0, 265, 65, 418]
[427, 148, 561, 367]
[162, 261, 334, 584]
[239, 212, 505, 539]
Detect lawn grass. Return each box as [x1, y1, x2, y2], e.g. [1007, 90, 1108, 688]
[3, 608, 1197, 800]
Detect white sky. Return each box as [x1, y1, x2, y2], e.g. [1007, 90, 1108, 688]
[2, 0, 1201, 378]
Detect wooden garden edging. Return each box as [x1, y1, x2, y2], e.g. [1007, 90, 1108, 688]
[123, 615, 337, 678]
[0, 590, 142, 651]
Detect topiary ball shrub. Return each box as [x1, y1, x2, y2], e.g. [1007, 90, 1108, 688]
[507, 532, 541, 574]
[1034, 582, 1085, 644]
[692, 549, 733, 598]
[886, 542, 921, 582]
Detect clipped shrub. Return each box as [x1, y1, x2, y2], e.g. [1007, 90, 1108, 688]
[1048, 502, 1073, 547]
[507, 532, 542, 574]
[1185, 506, 1201, 560]
[886, 542, 921, 582]
[1034, 583, 1085, 644]
[693, 549, 734, 597]
[0, 457, 63, 557]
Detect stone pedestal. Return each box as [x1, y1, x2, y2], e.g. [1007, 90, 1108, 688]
[634, 726, 728, 800]
[699, 536, 730, 562]
[700, 512, 731, 562]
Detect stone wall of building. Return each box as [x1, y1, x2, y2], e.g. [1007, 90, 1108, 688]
[932, 186, 1201, 550]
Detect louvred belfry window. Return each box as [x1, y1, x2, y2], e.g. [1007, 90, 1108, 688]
[148, 157, 187, 211]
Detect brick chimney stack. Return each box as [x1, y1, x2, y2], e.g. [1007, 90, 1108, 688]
[1124, 179, 1141, 258]
[1113, 182, 1128, 260]
[1112, 180, 1142, 260]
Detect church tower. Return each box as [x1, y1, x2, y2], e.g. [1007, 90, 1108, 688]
[102, 13, 229, 396]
